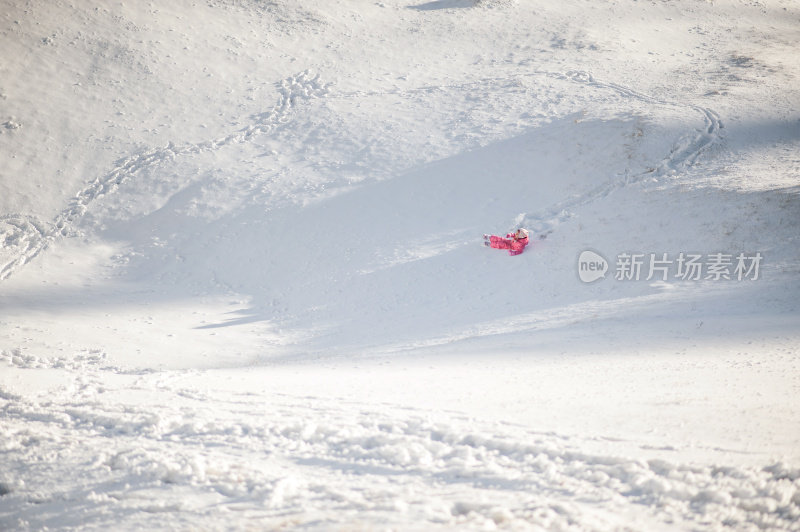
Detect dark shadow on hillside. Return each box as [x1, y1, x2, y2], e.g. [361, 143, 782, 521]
[720, 117, 800, 153]
[409, 0, 477, 11]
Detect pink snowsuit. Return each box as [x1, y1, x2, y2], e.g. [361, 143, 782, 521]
[489, 233, 529, 256]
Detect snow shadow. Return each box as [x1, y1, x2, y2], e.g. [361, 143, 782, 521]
[720, 117, 800, 154]
[179, 117, 644, 343]
[409, 0, 478, 11]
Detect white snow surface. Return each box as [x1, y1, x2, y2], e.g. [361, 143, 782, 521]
[1, 0, 799, 530]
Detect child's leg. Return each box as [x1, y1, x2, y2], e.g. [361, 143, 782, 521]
[489, 235, 512, 250]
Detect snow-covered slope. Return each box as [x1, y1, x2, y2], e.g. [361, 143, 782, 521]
[1, 0, 799, 530]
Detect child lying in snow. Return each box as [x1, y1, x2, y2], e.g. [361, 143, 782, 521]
[484, 228, 529, 256]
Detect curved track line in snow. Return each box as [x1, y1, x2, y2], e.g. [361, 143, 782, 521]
[0, 71, 329, 282]
[519, 70, 723, 235]
[560, 70, 723, 171]
[331, 70, 722, 244]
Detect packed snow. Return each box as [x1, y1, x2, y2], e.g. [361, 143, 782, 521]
[1, 0, 799, 530]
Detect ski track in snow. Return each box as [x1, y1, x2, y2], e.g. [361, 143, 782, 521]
[0, 70, 719, 281]
[1, 349, 798, 531]
[0, 70, 330, 281]
[518, 70, 723, 236]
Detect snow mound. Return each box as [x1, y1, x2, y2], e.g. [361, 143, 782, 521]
[2, 358, 799, 530]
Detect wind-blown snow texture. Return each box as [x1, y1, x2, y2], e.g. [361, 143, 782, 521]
[1, 0, 799, 530]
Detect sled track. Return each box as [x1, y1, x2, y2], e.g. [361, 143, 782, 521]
[519, 70, 723, 235]
[0, 71, 329, 282]
[334, 70, 723, 239]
